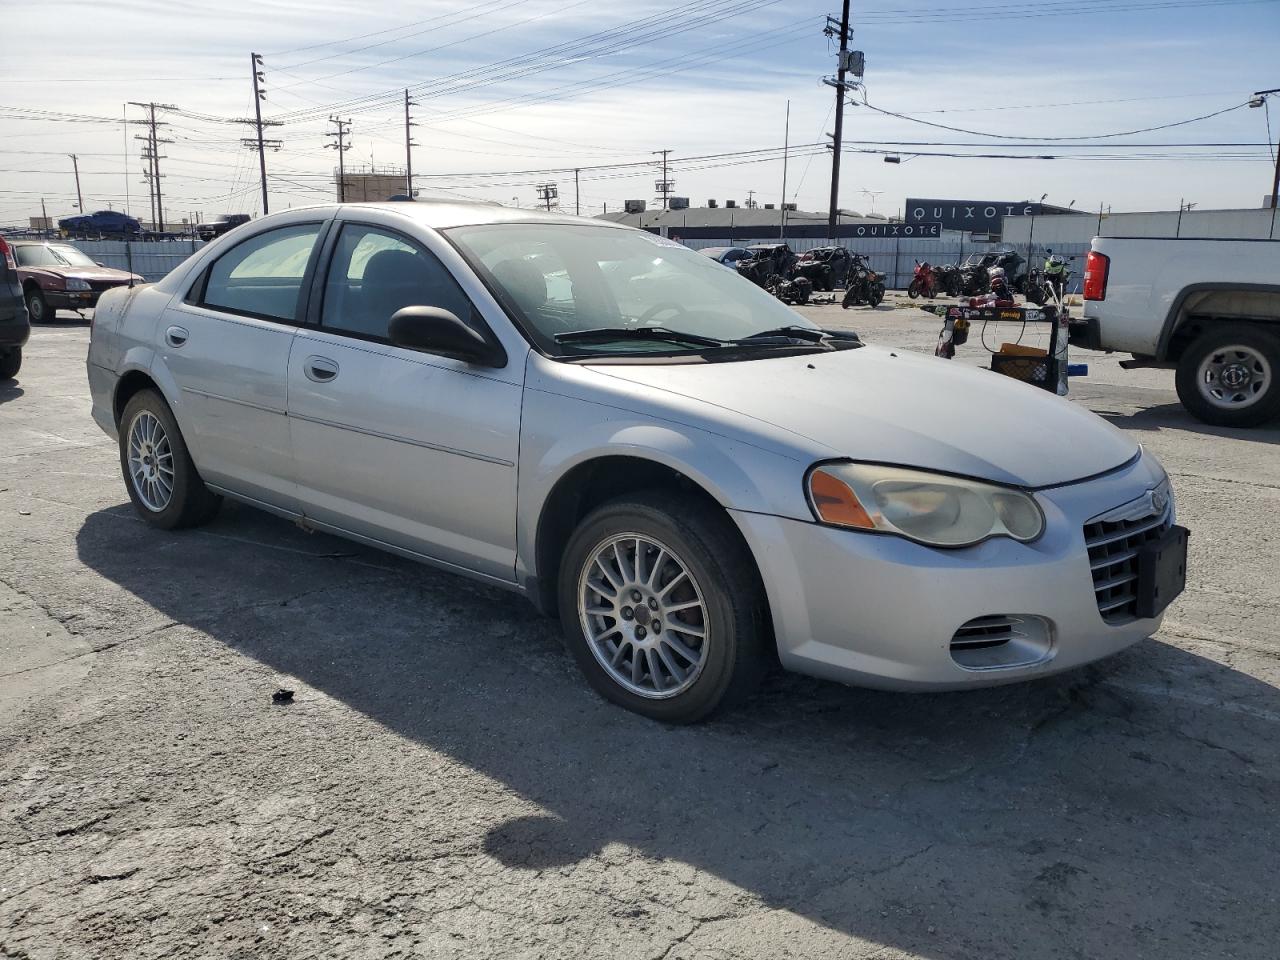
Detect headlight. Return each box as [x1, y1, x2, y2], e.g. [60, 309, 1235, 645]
[64, 278, 91, 291]
[806, 462, 1044, 548]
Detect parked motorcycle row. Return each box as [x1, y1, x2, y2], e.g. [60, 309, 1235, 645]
[907, 249, 1074, 306]
[732, 243, 886, 308]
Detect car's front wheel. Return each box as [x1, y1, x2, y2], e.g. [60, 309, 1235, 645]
[1175, 324, 1280, 427]
[118, 389, 221, 529]
[25, 288, 52, 323]
[558, 492, 768, 723]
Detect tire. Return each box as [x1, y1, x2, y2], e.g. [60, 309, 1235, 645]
[841, 287, 856, 309]
[1175, 324, 1280, 427]
[0, 348, 19, 381]
[118, 389, 221, 529]
[869, 281, 886, 308]
[25, 288, 52, 323]
[557, 491, 769, 723]
[907, 279, 922, 299]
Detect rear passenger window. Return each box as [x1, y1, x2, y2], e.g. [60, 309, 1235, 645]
[321, 224, 475, 340]
[200, 223, 322, 322]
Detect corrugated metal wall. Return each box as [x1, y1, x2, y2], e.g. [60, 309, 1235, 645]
[78, 235, 1093, 293]
[75, 239, 202, 283]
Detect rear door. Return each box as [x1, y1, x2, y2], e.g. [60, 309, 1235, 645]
[286, 213, 523, 582]
[158, 217, 329, 512]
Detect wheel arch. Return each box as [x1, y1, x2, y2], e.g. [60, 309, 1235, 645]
[528, 453, 771, 633]
[1158, 282, 1280, 363]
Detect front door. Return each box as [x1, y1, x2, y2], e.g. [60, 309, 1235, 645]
[158, 220, 327, 512]
[287, 219, 523, 583]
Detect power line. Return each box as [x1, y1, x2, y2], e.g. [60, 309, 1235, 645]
[856, 96, 1252, 141]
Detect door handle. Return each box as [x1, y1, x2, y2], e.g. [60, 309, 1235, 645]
[304, 355, 339, 383]
[164, 325, 189, 348]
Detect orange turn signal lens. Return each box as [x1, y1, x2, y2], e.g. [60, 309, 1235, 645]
[809, 468, 874, 529]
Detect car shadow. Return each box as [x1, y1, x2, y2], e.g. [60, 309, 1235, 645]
[75, 504, 1279, 958]
[33, 311, 92, 327]
[0, 383, 23, 404]
[1099, 403, 1280, 442]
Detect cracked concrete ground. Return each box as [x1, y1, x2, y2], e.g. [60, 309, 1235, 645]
[1, 301, 1278, 959]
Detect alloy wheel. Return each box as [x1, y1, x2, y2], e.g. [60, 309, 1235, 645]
[126, 411, 175, 512]
[577, 532, 709, 699]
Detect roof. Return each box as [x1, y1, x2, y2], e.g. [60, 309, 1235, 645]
[329, 200, 632, 231]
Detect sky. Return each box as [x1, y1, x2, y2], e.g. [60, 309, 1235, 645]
[2, 0, 1278, 227]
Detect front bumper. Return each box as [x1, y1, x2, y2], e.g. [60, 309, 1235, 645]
[732, 452, 1170, 691]
[45, 289, 101, 310]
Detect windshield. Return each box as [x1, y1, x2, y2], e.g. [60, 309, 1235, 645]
[14, 244, 96, 268]
[446, 223, 822, 356]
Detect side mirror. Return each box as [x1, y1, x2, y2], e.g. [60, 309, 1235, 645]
[388, 306, 505, 367]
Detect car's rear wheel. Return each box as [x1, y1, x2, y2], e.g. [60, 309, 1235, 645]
[25, 288, 51, 323]
[0, 348, 20, 381]
[1175, 324, 1280, 427]
[558, 492, 768, 723]
[119, 389, 221, 529]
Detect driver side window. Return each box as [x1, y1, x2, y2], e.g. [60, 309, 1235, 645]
[321, 224, 474, 340]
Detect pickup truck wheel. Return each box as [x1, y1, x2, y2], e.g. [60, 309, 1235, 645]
[1175, 325, 1280, 427]
[0, 348, 20, 381]
[119, 389, 221, 529]
[25, 288, 51, 323]
[558, 492, 768, 723]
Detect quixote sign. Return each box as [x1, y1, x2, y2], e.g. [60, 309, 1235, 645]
[906, 198, 1048, 235]
[848, 221, 942, 239]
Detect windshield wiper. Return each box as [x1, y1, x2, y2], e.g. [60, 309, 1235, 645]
[736, 325, 829, 343]
[554, 326, 726, 348]
[731, 326, 862, 348]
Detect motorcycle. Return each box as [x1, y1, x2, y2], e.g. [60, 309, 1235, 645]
[933, 262, 963, 297]
[907, 260, 940, 299]
[841, 255, 886, 308]
[766, 274, 813, 305]
[959, 250, 1024, 297]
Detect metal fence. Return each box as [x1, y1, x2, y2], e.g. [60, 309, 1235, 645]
[73, 235, 1092, 294]
[682, 235, 1089, 293]
[75, 239, 204, 283]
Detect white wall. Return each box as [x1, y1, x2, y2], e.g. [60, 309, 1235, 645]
[1002, 206, 1280, 246]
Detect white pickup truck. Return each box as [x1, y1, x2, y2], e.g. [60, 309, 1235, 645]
[1077, 236, 1280, 426]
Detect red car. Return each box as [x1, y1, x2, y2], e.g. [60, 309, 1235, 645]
[9, 239, 143, 322]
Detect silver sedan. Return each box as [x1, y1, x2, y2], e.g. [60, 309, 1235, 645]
[86, 202, 1186, 722]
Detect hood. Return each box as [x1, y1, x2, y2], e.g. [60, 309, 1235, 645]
[587, 346, 1138, 488]
[40, 265, 139, 283]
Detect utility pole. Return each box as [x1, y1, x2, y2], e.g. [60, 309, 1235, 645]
[69, 154, 84, 212]
[404, 89, 418, 199]
[326, 117, 352, 202]
[574, 168, 581, 216]
[824, 0, 852, 239]
[746, 189, 758, 209]
[240, 54, 283, 216]
[535, 183, 558, 211]
[1254, 87, 1280, 209]
[41, 198, 49, 236]
[653, 149, 673, 210]
[129, 102, 175, 232]
[251, 53, 269, 214]
[779, 100, 790, 240]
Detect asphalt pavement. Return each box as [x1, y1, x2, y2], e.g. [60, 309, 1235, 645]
[2, 301, 1278, 959]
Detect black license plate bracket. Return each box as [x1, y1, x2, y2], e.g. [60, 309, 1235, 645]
[1135, 524, 1189, 619]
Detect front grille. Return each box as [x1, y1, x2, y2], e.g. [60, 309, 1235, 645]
[88, 279, 126, 292]
[1084, 505, 1172, 624]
